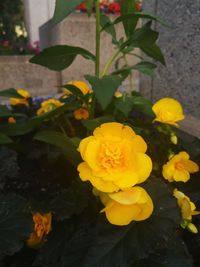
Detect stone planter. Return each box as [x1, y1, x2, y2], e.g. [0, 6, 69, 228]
[0, 55, 60, 96]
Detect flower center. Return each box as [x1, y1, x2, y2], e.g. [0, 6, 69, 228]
[175, 162, 185, 171]
[99, 141, 124, 171]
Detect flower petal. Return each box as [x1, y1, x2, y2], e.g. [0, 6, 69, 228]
[77, 162, 92, 181]
[109, 187, 143, 205]
[135, 153, 152, 183]
[105, 202, 141, 226]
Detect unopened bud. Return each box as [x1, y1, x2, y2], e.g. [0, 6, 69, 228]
[187, 223, 198, 234]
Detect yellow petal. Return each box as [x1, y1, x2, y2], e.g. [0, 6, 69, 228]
[130, 135, 147, 153]
[78, 136, 94, 160]
[105, 202, 141, 226]
[135, 196, 154, 221]
[114, 170, 139, 189]
[83, 139, 101, 171]
[173, 170, 190, 182]
[90, 176, 119, 193]
[183, 160, 199, 173]
[108, 187, 143, 205]
[162, 163, 175, 182]
[27, 232, 40, 247]
[77, 162, 92, 181]
[181, 198, 192, 219]
[135, 153, 152, 183]
[93, 122, 124, 139]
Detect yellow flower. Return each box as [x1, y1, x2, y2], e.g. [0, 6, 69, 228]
[64, 80, 92, 95]
[114, 91, 123, 98]
[162, 151, 199, 183]
[152, 98, 184, 127]
[100, 187, 153, 225]
[27, 212, 52, 247]
[10, 89, 30, 106]
[77, 122, 152, 193]
[37, 98, 64, 116]
[73, 108, 89, 120]
[173, 189, 200, 233]
[8, 117, 16, 124]
[173, 189, 200, 220]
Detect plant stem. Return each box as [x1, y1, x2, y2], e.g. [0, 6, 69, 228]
[101, 49, 121, 78]
[123, 54, 133, 95]
[95, 0, 101, 78]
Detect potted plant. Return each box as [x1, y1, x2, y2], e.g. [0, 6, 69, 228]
[0, 1, 199, 266]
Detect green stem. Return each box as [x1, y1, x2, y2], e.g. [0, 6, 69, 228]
[123, 54, 133, 95]
[101, 49, 121, 78]
[95, 0, 101, 78]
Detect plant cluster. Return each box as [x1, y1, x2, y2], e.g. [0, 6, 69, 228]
[0, 1, 200, 267]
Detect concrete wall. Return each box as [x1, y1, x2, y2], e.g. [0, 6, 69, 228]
[141, 0, 200, 118]
[0, 56, 59, 96]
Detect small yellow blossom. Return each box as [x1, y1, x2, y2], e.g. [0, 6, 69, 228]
[37, 99, 64, 116]
[73, 108, 89, 120]
[114, 91, 123, 98]
[64, 80, 92, 95]
[10, 89, 30, 106]
[173, 189, 200, 233]
[8, 117, 16, 124]
[162, 151, 199, 183]
[78, 122, 152, 193]
[100, 187, 153, 225]
[152, 98, 184, 127]
[27, 212, 52, 247]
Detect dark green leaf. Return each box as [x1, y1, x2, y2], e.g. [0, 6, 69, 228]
[85, 75, 122, 110]
[0, 194, 33, 258]
[0, 106, 12, 117]
[132, 61, 157, 76]
[82, 116, 115, 131]
[0, 88, 24, 99]
[131, 96, 154, 117]
[82, 178, 181, 267]
[122, 22, 165, 65]
[114, 95, 133, 117]
[50, 181, 90, 221]
[0, 123, 33, 137]
[30, 45, 96, 71]
[62, 84, 84, 96]
[53, 0, 84, 24]
[86, 0, 95, 16]
[100, 14, 117, 42]
[34, 131, 81, 166]
[0, 133, 13, 144]
[138, 236, 193, 267]
[121, 0, 137, 37]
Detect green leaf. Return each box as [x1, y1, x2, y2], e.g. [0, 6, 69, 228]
[139, 236, 193, 267]
[86, 0, 95, 17]
[82, 178, 181, 267]
[30, 45, 96, 71]
[53, 0, 84, 24]
[0, 123, 33, 137]
[82, 116, 115, 131]
[34, 131, 81, 166]
[114, 95, 134, 117]
[0, 106, 12, 117]
[50, 181, 90, 221]
[62, 84, 84, 96]
[132, 62, 157, 76]
[131, 96, 154, 117]
[122, 22, 165, 65]
[0, 194, 33, 258]
[100, 14, 117, 42]
[85, 75, 122, 110]
[121, 0, 137, 37]
[0, 132, 13, 144]
[0, 88, 24, 99]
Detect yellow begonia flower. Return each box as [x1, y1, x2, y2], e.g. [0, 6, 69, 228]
[27, 212, 52, 247]
[8, 117, 16, 124]
[173, 189, 200, 233]
[162, 151, 199, 183]
[152, 98, 184, 127]
[37, 99, 64, 116]
[100, 187, 153, 226]
[77, 122, 152, 193]
[73, 108, 89, 120]
[10, 89, 30, 106]
[64, 80, 92, 95]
